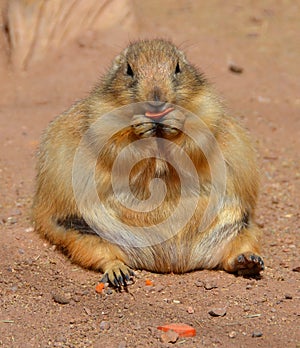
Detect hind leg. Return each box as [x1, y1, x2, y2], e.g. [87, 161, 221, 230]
[62, 230, 135, 286]
[221, 225, 264, 275]
[34, 212, 134, 286]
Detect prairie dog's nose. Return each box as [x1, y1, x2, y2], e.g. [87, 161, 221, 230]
[146, 101, 167, 112]
[146, 86, 167, 104]
[147, 101, 166, 107]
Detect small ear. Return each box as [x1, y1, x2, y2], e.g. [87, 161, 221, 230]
[177, 49, 188, 63]
[111, 53, 126, 71]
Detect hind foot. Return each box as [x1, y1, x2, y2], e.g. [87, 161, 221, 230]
[100, 260, 135, 287]
[221, 225, 264, 276]
[231, 252, 264, 276]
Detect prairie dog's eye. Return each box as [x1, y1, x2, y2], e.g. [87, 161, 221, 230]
[175, 62, 181, 75]
[126, 63, 134, 77]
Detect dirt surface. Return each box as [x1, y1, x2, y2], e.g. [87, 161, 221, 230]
[0, 1, 299, 347]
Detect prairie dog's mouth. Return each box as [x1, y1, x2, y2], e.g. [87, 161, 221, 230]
[144, 101, 171, 115]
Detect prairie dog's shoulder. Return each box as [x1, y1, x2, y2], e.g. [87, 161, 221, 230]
[41, 98, 100, 145]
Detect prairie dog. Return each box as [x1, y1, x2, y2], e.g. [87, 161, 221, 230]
[33, 39, 264, 286]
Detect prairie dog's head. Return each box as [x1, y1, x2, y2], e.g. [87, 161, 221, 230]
[98, 39, 206, 110]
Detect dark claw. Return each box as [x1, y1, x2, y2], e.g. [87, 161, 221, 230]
[113, 272, 121, 287]
[237, 254, 245, 263]
[121, 270, 130, 283]
[100, 273, 108, 284]
[258, 257, 265, 270]
[118, 274, 125, 287]
[129, 269, 136, 277]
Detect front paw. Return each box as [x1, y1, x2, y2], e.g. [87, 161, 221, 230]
[131, 114, 156, 138]
[234, 252, 264, 276]
[100, 260, 135, 287]
[160, 109, 185, 137]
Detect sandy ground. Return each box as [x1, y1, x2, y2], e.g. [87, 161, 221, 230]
[0, 1, 299, 347]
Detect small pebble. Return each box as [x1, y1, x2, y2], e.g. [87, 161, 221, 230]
[187, 306, 194, 314]
[284, 294, 293, 300]
[228, 331, 237, 338]
[257, 221, 264, 228]
[7, 216, 17, 224]
[208, 308, 227, 317]
[10, 285, 18, 292]
[161, 330, 179, 344]
[100, 321, 111, 331]
[11, 209, 22, 216]
[52, 292, 70, 305]
[84, 307, 91, 315]
[252, 331, 263, 338]
[106, 288, 113, 295]
[155, 285, 165, 292]
[257, 96, 271, 103]
[204, 282, 218, 290]
[173, 300, 181, 304]
[229, 63, 243, 74]
[25, 227, 34, 233]
[163, 298, 172, 303]
[194, 280, 204, 287]
[133, 322, 142, 330]
[292, 266, 300, 272]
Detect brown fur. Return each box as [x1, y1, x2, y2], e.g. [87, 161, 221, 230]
[33, 39, 264, 286]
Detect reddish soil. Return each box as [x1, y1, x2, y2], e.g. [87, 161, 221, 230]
[0, 1, 299, 347]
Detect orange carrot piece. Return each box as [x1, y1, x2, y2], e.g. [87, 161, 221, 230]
[95, 282, 105, 293]
[145, 279, 153, 286]
[157, 323, 196, 337]
[145, 107, 174, 119]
